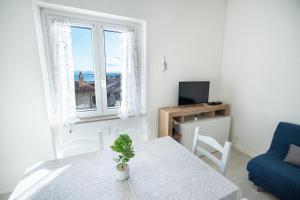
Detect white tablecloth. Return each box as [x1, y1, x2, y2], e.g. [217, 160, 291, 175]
[9, 136, 242, 200]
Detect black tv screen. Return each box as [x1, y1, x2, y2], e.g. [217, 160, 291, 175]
[178, 81, 210, 106]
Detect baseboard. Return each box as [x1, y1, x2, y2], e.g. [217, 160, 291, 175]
[0, 185, 15, 195]
[233, 143, 257, 158]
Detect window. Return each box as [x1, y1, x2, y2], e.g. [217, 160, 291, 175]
[42, 11, 144, 120]
[71, 26, 96, 111]
[104, 30, 123, 108]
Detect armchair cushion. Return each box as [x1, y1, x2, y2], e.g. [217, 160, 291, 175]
[268, 122, 300, 159]
[247, 122, 300, 200]
[284, 144, 300, 167]
[247, 153, 300, 200]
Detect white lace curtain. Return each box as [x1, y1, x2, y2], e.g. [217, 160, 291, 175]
[120, 29, 145, 118]
[49, 18, 78, 126]
[48, 19, 143, 122]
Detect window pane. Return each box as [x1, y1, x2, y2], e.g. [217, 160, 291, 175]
[104, 30, 122, 108]
[71, 26, 96, 111]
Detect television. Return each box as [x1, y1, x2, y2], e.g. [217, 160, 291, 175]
[178, 81, 210, 106]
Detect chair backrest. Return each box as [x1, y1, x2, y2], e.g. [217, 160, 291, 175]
[268, 122, 300, 159]
[112, 127, 147, 142]
[54, 129, 104, 159]
[192, 127, 232, 174]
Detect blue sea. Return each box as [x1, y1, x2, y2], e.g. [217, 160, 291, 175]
[74, 71, 120, 83]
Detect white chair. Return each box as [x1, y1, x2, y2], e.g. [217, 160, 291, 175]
[54, 129, 104, 159]
[192, 127, 232, 174]
[112, 127, 147, 142]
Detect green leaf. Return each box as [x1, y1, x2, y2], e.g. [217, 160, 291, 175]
[111, 133, 135, 164]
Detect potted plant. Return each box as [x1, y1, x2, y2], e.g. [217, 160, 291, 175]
[111, 134, 135, 181]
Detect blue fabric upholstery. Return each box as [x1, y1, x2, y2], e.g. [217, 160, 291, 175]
[247, 122, 300, 200]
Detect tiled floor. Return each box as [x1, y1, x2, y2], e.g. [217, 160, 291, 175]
[200, 149, 278, 200]
[0, 149, 278, 200]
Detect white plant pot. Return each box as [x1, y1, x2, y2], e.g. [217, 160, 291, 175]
[115, 163, 129, 181]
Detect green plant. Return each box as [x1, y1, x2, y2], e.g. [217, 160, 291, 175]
[111, 134, 135, 170]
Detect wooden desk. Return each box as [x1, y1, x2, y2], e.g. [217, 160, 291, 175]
[158, 104, 229, 139]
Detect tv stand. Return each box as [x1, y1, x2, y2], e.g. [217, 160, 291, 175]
[177, 103, 207, 108]
[158, 103, 229, 140]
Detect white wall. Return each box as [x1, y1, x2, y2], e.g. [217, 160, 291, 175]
[0, 0, 54, 193]
[220, 0, 300, 156]
[0, 0, 226, 193]
[39, 0, 227, 138]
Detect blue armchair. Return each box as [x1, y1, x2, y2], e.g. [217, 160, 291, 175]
[247, 122, 300, 200]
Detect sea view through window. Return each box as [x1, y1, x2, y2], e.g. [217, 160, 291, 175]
[71, 26, 122, 111]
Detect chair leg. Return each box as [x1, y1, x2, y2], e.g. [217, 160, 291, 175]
[257, 187, 263, 192]
[252, 183, 263, 192]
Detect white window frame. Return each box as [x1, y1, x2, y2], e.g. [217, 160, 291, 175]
[40, 8, 144, 119]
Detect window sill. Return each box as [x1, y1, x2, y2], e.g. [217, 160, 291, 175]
[76, 115, 120, 124]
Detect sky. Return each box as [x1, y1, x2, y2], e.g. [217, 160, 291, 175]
[71, 26, 122, 72]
